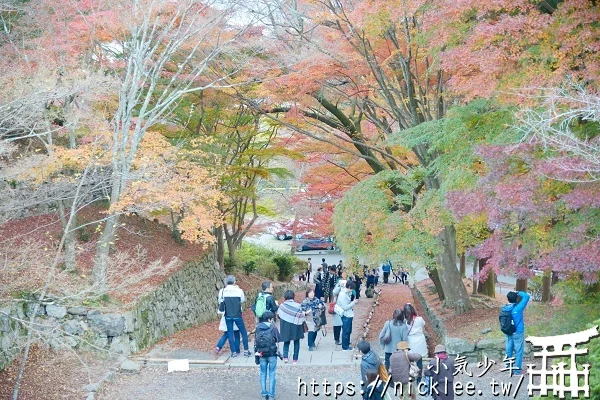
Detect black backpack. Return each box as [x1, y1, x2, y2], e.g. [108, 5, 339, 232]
[499, 308, 516, 335]
[255, 325, 277, 357]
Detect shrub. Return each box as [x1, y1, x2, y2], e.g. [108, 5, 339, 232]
[242, 260, 257, 275]
[272, 252, 298, 281]
[261, 262, 279, 281]
[554, 274, 598, 304]
[224, 257, 237, 274]
[227, 242, 303, 281]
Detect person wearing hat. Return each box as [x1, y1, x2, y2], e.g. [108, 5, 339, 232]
[424, 344, 456, 400]
[389, 341, 422, 400]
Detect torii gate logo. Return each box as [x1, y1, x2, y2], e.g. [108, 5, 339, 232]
[526, 326, 599, 398]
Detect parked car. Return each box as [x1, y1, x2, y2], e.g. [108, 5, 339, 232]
[275, 231, 294, 240]
[267, 219, 314, 240]
[294, 237, 337, 252]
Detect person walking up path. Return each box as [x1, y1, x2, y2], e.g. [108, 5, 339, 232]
[390, 341, 422, 400]
[252, 281, 279, 327]
[378, 308, 408, 370]
[214, 312, 240, 356]
[404, 303, 427, 385]
[219, 275, 250, 358]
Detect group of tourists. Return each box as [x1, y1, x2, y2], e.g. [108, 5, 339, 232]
[381, 260, 409, 285]
[216, 271, 357, 400]
[216, 269, 531, 400]
[360, 290, 531, 400]
[360, 303, 434, 400]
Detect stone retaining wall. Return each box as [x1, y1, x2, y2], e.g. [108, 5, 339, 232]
[413, 284, 531, 362]
[1, 249, 302, 370]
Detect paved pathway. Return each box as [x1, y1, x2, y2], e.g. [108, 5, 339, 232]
[99, 283, 530, 400]
[141, 294, 374, 368]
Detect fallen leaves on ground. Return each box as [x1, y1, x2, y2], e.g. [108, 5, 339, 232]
[365, 283, 413, 341]
[0, 346, 113, 400]
[416, 278, 503, 345]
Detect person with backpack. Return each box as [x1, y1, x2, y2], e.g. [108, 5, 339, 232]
[254, 311, 280, 400]
[424, 344, 455, 400]
[379, 309, 408, 370]
[218, 275, 250, 358]
[301, 288, 325, 351]
[253, 281, 279, 325]
[501, 290, 530, 375]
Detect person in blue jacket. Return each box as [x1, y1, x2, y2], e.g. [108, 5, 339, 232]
[501, 290, 530, 375]
[381, 261, 392, 284]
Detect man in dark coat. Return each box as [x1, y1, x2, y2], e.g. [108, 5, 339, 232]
[424, 344, 456, 400]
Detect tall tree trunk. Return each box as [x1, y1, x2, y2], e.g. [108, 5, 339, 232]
[541, 270, 552, 302]
[436, 225, 473, 313]
[92, 214, 119, 293]
[57, 200, 77, 272]
[420, 171, 472, 313]
[515, 278, 528, 292]
[478, 259, 495, 298]
[427, 266, 445, 301]
[215, 226, 225, 269]
[459, 253, 466, 278]
[92, 163, 127, 293]
[223, 224, 236, 263]
[170, 210, 184, 244]
[472, 258, 478, 295]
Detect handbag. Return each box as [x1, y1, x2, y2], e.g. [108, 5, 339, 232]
[378, 362, 390, 383]
[218, 289, 226, 313]
[302, 321, 309, 333]
[328, 301, 335, 315]
[334, 303, 344, 316]
[380, 320, 392, 345]
[405, 352, 420, 378]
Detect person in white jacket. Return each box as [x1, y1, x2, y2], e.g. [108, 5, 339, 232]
[336, 280, 358, 351]
[332, 275, 348, 346]
[404, 303, 427, 385]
